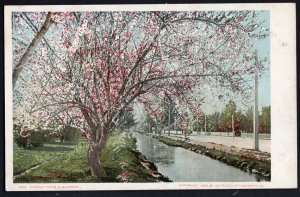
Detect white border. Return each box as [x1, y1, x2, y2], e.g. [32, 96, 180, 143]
[5, 3, 297, 191]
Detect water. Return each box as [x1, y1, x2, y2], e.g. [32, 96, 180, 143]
[132, 132, 263, 182]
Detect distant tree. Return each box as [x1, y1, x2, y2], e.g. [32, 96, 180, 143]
[118, 109, 136, 131]
[60, 125, 81, 142]
[240, 107, 253, 134]
[143, 114, 156, 133]
[193, 118, 204, 132]
[260, 106, 271, 133]
[207, 112, 220, 132]
[219, 100, 237, 133]
[161, 97, 176, 135]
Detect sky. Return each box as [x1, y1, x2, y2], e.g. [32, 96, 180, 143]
[255, 11, 270, 109]
[202, 11, 270, 114]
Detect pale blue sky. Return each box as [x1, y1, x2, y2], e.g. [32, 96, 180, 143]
[255, 11, 270, 109]
[201, 11, 270, 114]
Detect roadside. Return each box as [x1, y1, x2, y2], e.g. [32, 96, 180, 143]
[160, 131, 270, 153]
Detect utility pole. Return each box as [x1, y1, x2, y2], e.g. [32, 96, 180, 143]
[253, 50, 259, 150]
[232, 114, 235, 138]
[168, 102, 171, 136]
[175, 116, 178, 135]
[204, 114, 207, 136]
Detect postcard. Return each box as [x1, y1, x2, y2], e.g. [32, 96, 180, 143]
[5, 3, 297, 190]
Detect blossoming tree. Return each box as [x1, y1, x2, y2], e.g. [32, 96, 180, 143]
[12, 11, 268, 177]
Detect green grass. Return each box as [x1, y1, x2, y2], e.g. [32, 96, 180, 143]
[14, 133, 164, 183]
[13, 141, 76, 175]
[154, 136, 193, 149]
[15, 140, 96, 183]
[101, 132, 164, 182]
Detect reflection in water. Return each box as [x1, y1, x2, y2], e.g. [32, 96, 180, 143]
[132, 132, 263, 182]
[141, 134, 175, 166]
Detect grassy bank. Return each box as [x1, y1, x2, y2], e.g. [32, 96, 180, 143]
[14, 133, 170, 183]
[152, 135, 271, 181]
[13, 141, 77, 176]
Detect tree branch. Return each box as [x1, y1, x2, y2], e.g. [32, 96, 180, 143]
[13, 12, 54, 88]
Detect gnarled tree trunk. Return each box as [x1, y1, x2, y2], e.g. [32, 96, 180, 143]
[88, 143, 106, 177]
[88, 130, 110, 177]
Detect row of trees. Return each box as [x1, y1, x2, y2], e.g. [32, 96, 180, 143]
[141, 100, 271, 135]
[12, 11, 269, 177]
[194, 101, 271, 134]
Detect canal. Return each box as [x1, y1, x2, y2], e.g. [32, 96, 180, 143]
[132, 132, 264, 182]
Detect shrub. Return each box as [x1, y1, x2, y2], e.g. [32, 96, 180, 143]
[27, 129, 47, 147]
[13, 124, 55, 148]
[14, 131, 28, 148]
[60, 126, 81, 142]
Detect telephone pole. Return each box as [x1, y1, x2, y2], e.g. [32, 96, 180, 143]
[168, 103, 171, 136]
[232, 114, 235, 138]
[253, 50, 259, 150]
[204, 114, 207, 136]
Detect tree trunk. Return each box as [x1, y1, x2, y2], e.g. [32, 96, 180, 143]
[88, 129, 111, 177]
[88, 143, 106, 177]
[13, 12, 54, 88]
